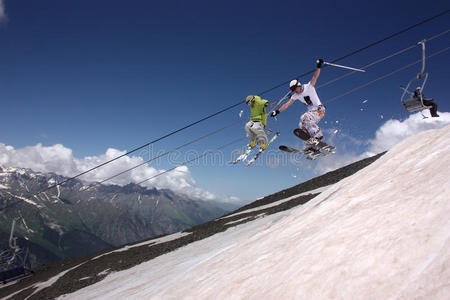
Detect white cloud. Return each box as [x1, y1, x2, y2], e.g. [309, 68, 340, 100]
[314, 111, 450, 174]
[0, 0, 7, 23]
[0, 143, 222, 201]
[364, 112, 450, 155]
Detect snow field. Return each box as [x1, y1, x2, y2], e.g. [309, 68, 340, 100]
[59, 125, 450, 300]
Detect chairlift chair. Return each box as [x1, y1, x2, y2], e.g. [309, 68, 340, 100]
[400, 40, 432, 114]
[0, 219, 32, 284]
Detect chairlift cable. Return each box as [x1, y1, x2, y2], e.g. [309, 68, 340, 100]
[33, 10, 450, 195]
[325, 46, 450, 104]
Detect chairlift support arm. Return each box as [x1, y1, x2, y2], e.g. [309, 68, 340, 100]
[418, 40, 426, 77]
[8, 219, 17, 250]
[400, 40, 429, 104]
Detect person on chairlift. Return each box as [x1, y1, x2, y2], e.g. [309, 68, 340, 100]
[414, 87, 439, 118]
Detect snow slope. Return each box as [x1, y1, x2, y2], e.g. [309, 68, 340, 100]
[61, 125, 450, 299]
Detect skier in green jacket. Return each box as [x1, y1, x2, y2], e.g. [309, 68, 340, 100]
[245, 95, 269, 150]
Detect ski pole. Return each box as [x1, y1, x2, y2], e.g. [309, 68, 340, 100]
[268, 91, 292, 114]
[320, 60, 366, 72]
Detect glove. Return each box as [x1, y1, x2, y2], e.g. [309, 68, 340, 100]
[270, 110, 280, 117]
[316, 59, 324, 69]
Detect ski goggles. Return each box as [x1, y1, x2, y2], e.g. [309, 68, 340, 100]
[245, 95, 255, 104]
[290, 84, 302, 92]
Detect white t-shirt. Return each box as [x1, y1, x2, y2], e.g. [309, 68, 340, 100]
[291, 82, 322, 110]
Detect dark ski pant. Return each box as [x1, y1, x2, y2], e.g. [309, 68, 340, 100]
[423, 99, 439, 117]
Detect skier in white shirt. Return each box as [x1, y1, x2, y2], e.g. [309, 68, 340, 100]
[270, 59, 326, 152]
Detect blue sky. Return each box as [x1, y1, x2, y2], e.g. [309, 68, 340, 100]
[1, 1, 449, 201]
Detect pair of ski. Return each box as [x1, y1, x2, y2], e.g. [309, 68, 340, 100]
[231, 131, 280, 166]
[279, 129, 336, 160]
[231, 128, 335, 165]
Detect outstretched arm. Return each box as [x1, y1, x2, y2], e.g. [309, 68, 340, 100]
[279, 98, 295, 112]
[310, 59, 324, 87]
[270, 98, 294, 117]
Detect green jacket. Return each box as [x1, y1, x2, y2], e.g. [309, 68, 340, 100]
[250, 96, 269, 126]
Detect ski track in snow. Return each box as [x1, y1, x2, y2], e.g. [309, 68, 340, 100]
[60, 125, 450, 300]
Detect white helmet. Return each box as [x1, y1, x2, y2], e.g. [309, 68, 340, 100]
[289, 79, 302, 91]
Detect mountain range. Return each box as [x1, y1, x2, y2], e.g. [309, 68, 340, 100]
[0, 166, 238, 267]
